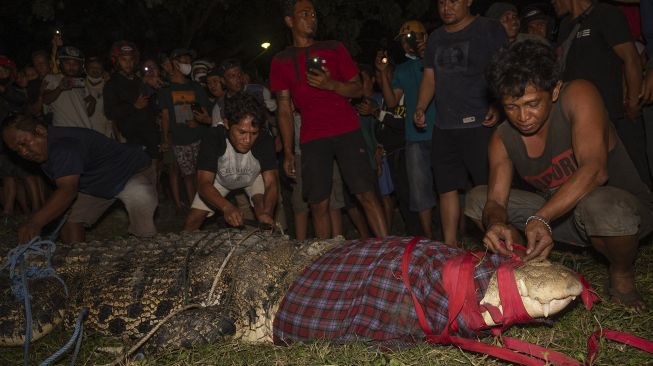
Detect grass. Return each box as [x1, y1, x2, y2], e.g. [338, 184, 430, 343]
[1, 205, 652, 366]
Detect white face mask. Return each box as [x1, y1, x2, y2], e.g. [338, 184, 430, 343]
[177, 63, 192, 76]
[87, 75, 104, 84]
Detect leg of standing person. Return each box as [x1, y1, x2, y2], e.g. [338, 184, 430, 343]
[302, 137, 336, 239]
[405, 140, 436, 238]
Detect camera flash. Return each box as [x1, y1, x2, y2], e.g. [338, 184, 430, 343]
[381, 57, 388, 64]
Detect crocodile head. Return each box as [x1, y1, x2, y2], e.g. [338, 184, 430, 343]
[480, 260, 583, 326]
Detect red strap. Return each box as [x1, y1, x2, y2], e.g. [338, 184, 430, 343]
[401, 237, 571, 365]
[496, 259, 536, 330]
[577, 274, 599, 310]
[586, 329, 653, 365]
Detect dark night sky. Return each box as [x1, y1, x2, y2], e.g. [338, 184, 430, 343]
[0, 0, 572, 74]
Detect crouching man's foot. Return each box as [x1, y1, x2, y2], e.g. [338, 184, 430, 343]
[607, 269, 646, 313]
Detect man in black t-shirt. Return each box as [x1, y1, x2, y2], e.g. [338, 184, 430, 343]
[555, 0, 650, 187]
[2, 115, 157, 244]
[183, 93, 278, 231]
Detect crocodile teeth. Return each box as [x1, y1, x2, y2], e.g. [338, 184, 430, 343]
[543, 302, 550, 318]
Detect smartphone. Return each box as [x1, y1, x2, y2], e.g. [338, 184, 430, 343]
[306, 56, 324, 72]
[406, 31, 418, 52]
[190, 102, 202, 113]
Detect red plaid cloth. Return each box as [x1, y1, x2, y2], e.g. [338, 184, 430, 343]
[273, 237, 505, 345]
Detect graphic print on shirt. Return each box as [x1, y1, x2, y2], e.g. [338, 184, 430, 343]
[524, 148, 578, 194]
[171, 90, 197, 124]
[434, 41, 470, 74]
[215, 138, 261, 190]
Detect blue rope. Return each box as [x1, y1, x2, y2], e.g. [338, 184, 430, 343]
[1, 236, 69, 366]
[39, 308, 88, 366]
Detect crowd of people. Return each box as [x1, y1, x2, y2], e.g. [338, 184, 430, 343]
[1, 0, 653, 311]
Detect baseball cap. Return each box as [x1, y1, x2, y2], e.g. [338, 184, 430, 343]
[521, 5, 552, 24]
[217, 58, 242, 76]
[395, 20, 426, 40]
[485, 2, 518, 20]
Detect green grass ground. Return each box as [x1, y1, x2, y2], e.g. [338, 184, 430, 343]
[1, 205, 652, 366]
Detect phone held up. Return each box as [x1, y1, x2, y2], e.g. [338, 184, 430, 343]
[190, 102, 203, 113]
[306, 56, 325, 73]
[405, 31, 418, 52]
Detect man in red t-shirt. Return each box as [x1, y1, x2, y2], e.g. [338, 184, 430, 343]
[270, 0, 387, 239]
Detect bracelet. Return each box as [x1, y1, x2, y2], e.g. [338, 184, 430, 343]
[525, 215, 552, 235]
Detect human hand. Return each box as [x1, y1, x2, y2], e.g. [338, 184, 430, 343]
[306, 67, 335, 91]
[18, 222, 42, 244]
[143, 74, 164, 89]
[482, 105, 500, 127]
[257, 213, 274, 225]
[416, 35, 427, 58]
[640, 71, 653, 105]
[523, 218, 554, 262]
[356, 98, 378, 116]
[375, 50, 389, 72]
[482, 222, 521, 257]
[284, 153, 296, 179]
[413, 108, 426, 129]
[223, 204, 244, 227]
[84, 95, 96, 105]
[58, 77, 73, 91]
[134, 93, 149, 109]
[192, 107, 211, 125]
[625, 98, 642, 121]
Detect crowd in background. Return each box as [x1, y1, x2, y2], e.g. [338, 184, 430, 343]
[0, 0, 651, 246]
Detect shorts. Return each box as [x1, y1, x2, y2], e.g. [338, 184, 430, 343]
[377, 156, 394, 196]
[191, 174, 265, 217]
[290, 154, 345, 214]
[300, 130, 376, 204]
[464, 185, 653, 246]
[405, 140, 436, 211]
[67, 163, 158, 237]
[432, 126, 493, 194]
[172, 140, 201, 176]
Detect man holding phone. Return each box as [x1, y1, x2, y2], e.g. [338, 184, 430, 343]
[270, 0, 388, 239]
[375, 20, 437, 238]
[42, 46, 94, 129]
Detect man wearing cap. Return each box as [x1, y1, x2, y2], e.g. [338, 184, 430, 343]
[103, 40, 161, 163]
[415, 0, 507, 247]
[486, 3, 548, 45]
[42, 46, 94, 129]
[158, 48, 211, 209]
[270, 0, 388, 239]
[375, 20, 436, 238]
[521, 5, 554, 42]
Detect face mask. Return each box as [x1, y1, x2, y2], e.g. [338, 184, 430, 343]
[87, 76, 104, 84]
[177, 63, 192, 76]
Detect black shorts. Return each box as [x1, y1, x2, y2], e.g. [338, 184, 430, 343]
[301, 130, 376, 204]
[431, 126, 493, 194]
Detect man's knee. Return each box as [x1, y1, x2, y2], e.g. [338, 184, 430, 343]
[576, 187, 644, 237]
[463, 185, 488, 222]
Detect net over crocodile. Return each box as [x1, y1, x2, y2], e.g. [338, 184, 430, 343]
[0, 231, 586, 353]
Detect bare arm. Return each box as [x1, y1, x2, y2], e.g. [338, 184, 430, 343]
[413, 67, 435, 128]
[19, 175, 79, 243]
[275, 90, 296, 178]
[482, 131, 520, 256]
[614, 41, 643, 120]
[252, 169, 279, 224]
[374, 51, 404, 108]
[306, 71, 362, 99]
[160, 109, 170, 152]
[42, 83, 67, 105]
[197, 169, 242, 226]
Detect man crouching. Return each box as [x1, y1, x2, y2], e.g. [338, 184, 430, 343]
[183, 92, 278, 230]
[2, 115, 157, 243]
[465, 41, 653, 312]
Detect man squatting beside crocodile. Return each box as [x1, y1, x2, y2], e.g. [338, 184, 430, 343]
[465, 41, 653, 312]
[183, 92, 279, 230]
[2, 114, 157, 244]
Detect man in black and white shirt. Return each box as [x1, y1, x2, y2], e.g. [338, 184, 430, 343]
[183, 92, 278, 230]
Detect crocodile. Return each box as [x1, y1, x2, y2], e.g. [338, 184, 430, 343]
[0, 231, 585, 353]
